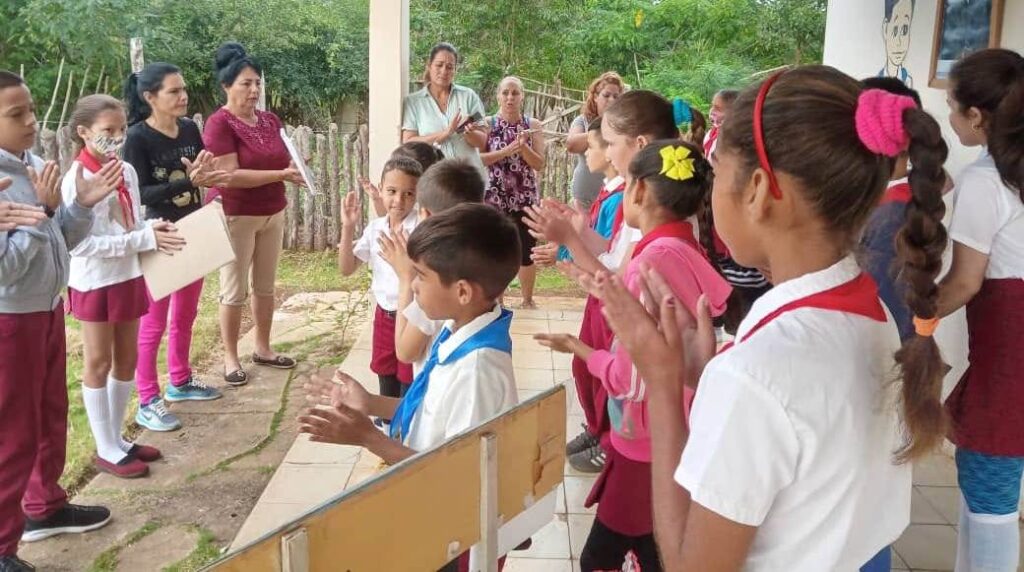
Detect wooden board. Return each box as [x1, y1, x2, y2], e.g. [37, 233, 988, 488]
[207, 386, 566, 572]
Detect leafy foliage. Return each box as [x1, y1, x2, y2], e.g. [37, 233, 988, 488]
[0, 0, 825, 124]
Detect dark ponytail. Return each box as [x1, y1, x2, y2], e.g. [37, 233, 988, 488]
[686, 107, 707, 150]
[950, 48, 1024, 199]
[893, 107, 950, 462]
[718, 66, 950, 462]
[627, 139, 720, 261]
[123, 62, 181, 126]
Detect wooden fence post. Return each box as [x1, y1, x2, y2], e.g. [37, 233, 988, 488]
[285, 125, 299, 250]
[56, 126, 74, 173]
[328, 123, 340, 247]
[314, 133, 328, 251]
[130, 38, 145, 74]
[341, 134, 355, 248]
[297, 127, 314, 251]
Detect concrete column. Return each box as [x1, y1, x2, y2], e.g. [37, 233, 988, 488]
[368, 0, 410, 184]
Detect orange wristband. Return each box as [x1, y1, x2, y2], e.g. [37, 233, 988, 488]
[913, 316, 940, 337]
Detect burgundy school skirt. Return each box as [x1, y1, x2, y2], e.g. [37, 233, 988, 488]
[574, 295, 616, 441]
[585, 446, 654, 537]
[371, 306, 413, 384]
[945, 278, 1024, 456]
[67, 276, 148, 323]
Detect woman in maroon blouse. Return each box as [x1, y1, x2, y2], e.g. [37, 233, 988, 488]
[204, 42, 304, 385]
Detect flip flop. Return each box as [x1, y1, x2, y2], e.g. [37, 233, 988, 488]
[251, 353, 297, 370]
[224, 369, 248, 386]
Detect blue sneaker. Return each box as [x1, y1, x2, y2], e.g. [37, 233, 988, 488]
[164, 377, 223, 402]
[135, 398, 181, 432]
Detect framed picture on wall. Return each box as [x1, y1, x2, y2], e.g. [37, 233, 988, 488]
[929, 0, 1004, 87]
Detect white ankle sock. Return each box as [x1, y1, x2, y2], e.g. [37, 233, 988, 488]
[955, 494, 971, 572]
[107, 375, 136, 453]
[963, 508, 1020, 572]
[83, 385, 127, 463]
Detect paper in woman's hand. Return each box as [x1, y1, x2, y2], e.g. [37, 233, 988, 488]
[140, 200, 235, 300]
[280, 128, 318, 193]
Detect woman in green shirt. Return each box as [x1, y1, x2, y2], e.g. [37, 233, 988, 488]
[402, 43, 488, 179]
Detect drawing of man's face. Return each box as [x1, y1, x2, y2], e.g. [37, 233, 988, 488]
[883, 0, 914, 67]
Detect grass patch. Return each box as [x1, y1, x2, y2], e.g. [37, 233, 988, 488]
[60, 252, 365, 492]
[163, 526, 221, 572]
[88, 520, 163, 572]
[61, 252, 578, 492]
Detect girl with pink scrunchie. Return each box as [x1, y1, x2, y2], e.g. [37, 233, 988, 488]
[580, 65, 951, 571]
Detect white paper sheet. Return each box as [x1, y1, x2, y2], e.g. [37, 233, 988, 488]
[140, 200, 235, 300]
[279, 128, 318, 193]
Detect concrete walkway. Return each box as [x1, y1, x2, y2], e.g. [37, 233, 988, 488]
[229, 297, 1012, 572]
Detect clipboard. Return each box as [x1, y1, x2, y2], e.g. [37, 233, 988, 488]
[280, 128, 318, 193]
[140, 200, 236, 301]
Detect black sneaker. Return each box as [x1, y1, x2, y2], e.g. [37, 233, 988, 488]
[565, 426, 599, 456]
[0, 556, 35, 572]
[21, 504, 111, 543]
[568, 443, 607, 473]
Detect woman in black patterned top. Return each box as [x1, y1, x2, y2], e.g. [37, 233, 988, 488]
[123, 63, 228, 432]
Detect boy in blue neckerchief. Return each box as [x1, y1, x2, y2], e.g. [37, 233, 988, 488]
[300, 202, 520, 464]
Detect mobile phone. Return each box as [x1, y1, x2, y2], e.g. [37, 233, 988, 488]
[457, 112, 484, 132]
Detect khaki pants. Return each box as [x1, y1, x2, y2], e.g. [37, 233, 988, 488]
[219, 211, 284, 306]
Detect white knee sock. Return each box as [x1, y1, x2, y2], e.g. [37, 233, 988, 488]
[963, 508, 1020, 572]
[83, 385, 127, 463]
[955, 494, 971, 572]
[107, 375, 136, 452]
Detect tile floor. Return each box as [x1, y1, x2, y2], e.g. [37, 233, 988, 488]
[230, 298, 1021, 571]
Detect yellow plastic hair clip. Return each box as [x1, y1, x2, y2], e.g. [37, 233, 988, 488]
[659, 145, 695, 182]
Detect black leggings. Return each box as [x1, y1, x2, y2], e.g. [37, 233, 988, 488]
[580, 519, 662, 572]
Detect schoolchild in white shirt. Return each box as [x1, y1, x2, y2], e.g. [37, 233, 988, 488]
[936, 48, 1024, 572]
[63, 95, 184, 480]
[338, 157, 421, 401]
[586, 66, 951, 571]
[380, 158, 486, 377]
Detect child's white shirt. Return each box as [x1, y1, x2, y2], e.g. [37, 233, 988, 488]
[402, 298, 443, 376]
[597, 224, 641, 272]
[61, 160, 156, 292]
[353, 210, 418, 311]
[676, 256, 911, 571]
[404, 304, 518, 452]
[949, 151, 1024, 279]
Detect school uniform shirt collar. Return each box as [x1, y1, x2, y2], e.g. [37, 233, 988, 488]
[736, 255, 862, 342]
[603, 175, 625, 190]
[438, 304, 504, 362]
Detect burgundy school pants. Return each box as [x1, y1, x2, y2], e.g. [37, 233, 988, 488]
[0, 307, 69, 555]
[574, 295, 615, 441]
[371, 306, 413, 384]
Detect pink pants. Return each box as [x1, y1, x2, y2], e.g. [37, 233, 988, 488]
[135, 279, 204, 405]
[0, 308, 69, 556]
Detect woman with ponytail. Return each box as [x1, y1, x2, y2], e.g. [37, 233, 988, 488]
[580, 65, 949, 571]
[123, 63, 228, 432]
[936, 48, 1024, 572]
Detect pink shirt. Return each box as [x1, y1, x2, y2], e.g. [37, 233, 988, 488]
[585, 223, 732, 462]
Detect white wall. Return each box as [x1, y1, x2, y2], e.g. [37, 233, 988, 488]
[368, 0, 410, 186]
[824, 0, 1021, 395]
[824, 0, 1023, 175]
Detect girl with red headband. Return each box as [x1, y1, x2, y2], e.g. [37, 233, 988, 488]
[62, 95, 185, 479]
[581, 65, 950, 571]
[937, 48, 1024, 572]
